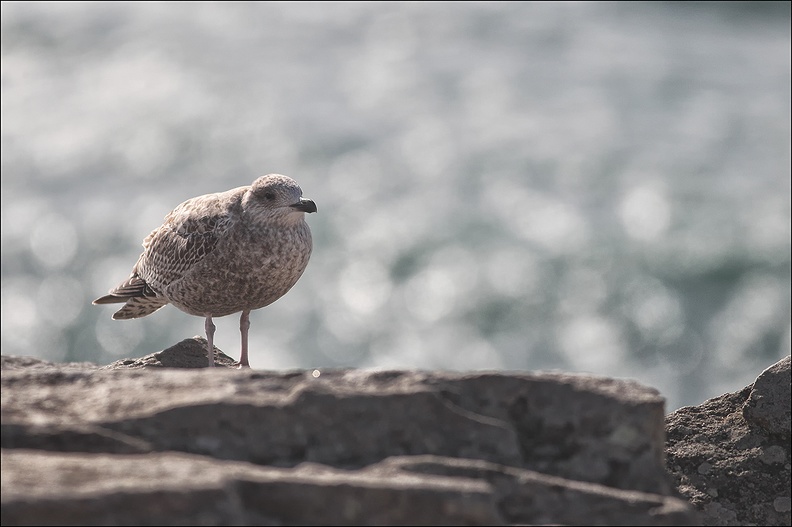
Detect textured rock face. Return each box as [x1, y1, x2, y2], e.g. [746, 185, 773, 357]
[1, 338, 702, 525]
[666, 355, 791, 527]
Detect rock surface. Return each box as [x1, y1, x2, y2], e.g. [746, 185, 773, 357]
[7, 341, 785, 525]
[666, 355, 791, 526]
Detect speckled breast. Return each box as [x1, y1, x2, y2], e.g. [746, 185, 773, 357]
[162, 222, 312, 317]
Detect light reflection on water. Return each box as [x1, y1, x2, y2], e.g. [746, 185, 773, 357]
[1, 2, 790, 410]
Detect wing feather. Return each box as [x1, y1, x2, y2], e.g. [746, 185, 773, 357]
[93, 186, 246, 319]
[135, 190, 242, 290]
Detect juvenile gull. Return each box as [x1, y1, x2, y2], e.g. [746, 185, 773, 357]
[93, 174, 316, 368]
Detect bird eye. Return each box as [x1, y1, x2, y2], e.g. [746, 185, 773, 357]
[264, 192, 275, 200]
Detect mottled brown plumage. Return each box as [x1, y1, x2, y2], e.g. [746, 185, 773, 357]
[94, 174, 316, 367]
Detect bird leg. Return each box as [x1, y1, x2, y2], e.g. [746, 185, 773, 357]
[239, 309, 251, 368]
[205, 315, 216, 367]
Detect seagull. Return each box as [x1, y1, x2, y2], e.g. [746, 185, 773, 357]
[94, 174, 316, 368]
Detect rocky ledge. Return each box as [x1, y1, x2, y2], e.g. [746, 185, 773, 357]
[666, 355, 790, 526]
[1, 338, 789, 525]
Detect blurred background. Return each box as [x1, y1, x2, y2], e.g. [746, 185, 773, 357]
[2, 1, 790, 411]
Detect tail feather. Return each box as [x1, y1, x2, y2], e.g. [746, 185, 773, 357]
[111, 296, 169, 320]
[93, 293, 128, 305]
[93, 274, 168, 319]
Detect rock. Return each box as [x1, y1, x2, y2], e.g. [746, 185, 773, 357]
[102, 337, 238, 369]
[666, 355, 791, 527]
[0, 337, 237, 371]
[0, 355, 99, 371]
[0, 450, 695, 527]
[743, 355, 791, 437]
[0, 450, 500, 526]
[1, 338, 699, 525]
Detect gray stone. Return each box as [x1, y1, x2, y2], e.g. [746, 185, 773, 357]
[0, 355, 99, 371]
[666, 355, 792, 526]
[378, 456, 696, 526]
[1, 340, 701, 525]
[743, 355, 791, 437]
[774, 497, 792, 513]
[0, 450, 499, 526]
[102, 337, 238, 369]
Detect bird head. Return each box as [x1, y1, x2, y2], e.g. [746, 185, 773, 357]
[243, 174, 317, 225]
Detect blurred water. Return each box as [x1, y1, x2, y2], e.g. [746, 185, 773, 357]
[1, 1, 790, 411]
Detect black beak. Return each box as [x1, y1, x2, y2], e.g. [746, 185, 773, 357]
[291, 198, 317, 213]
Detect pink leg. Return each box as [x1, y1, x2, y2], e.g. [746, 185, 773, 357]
[239, 310, 251, 368]
[205, 315, 216, 367]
